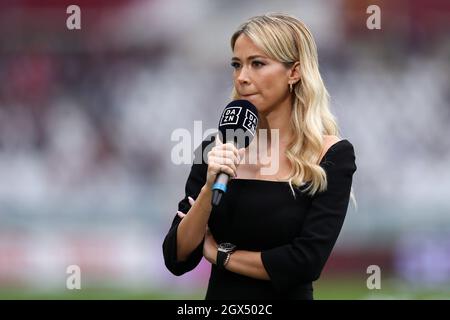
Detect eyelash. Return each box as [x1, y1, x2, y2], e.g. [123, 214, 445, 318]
[230, 61, 265, 69]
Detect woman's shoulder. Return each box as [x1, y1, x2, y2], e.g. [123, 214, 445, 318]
[320, 136, 356, 175]
[320, 135, 341, 160]
[320, 135, 353, 161]
[323, 135, 354, 154]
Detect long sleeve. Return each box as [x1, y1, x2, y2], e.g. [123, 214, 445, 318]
[162, 135, 214, 276]
[260, 140, 357, 293]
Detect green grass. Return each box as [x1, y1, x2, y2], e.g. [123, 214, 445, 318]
[0, 288, 204, 300]
[314, 276, 450, 300]
[1, 278, 449, 300]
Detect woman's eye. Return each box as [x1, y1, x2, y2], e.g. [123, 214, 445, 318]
[231, 61, 264, 69]
[230, 62, 240, 69]
[252, 61, 264, 67]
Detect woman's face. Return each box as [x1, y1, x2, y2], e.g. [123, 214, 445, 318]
[231, 34, 292, 114]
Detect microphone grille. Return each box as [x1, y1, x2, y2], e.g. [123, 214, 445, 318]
[218, 100, 259, 148]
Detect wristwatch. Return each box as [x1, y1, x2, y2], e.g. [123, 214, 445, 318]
[216, 242, 236, 270]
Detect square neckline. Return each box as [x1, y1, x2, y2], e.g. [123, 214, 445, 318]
[231, 139, 348, 184]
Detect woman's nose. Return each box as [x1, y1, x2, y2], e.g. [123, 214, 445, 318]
[237, 66, 250, 84]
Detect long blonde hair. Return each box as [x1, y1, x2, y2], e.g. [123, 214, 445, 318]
[230, 13, 355, 204]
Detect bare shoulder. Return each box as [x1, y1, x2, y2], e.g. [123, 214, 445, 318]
[323, 135, 341, 146]
[320, 135, 342, 161]
[323, 134, 341, 149]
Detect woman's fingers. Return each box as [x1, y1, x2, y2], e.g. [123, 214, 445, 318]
[238, 148, 245, 163]
[215, 134, 223, 146]
[209, 150, 240, 167]
[220, 165, 236, 178]
[209, 162, 235, 178]
[213, 144, 239, 159]
[209, 156, 237, 173]
[177, 196, 197, 218]
[206, 134, 242, 187]
[178, 196, 196, 218]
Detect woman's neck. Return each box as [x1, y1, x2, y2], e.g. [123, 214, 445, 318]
[257, 99, 294, 146]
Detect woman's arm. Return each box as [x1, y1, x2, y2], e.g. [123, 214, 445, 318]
[176, 135, 242, 262]
[176, 184, 212, 262]
[162, 137, 214, 276]
[224, 250, 270, 280]
[203, 228, 270, 280]
[178, 193, 270, 280]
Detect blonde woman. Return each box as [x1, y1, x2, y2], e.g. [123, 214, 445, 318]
[163, 13, 357, 299]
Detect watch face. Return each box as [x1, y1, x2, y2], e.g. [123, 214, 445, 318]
[218, 242, 236, 253]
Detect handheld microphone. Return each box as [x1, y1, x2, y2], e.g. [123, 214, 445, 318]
[211, 99, 259, 206]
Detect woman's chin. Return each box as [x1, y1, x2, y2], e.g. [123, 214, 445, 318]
[241, 94, 259, 104]
[239, 95, 265, 112]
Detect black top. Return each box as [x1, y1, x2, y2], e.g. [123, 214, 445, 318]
[162, 135, 357, 299]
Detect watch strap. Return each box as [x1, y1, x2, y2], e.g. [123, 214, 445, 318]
[216, 250, 228, 270]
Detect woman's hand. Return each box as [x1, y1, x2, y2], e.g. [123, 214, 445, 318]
[204, 134, 245, 189]
[177, 195, 218, 265]
[203, 227, 218, 265]
[177, 196, 196, 218]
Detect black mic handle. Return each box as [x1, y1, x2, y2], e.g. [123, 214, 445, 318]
[211, 172, 230, 206]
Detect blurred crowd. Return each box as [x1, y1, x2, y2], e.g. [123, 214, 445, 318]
[0, 0, 449, 292]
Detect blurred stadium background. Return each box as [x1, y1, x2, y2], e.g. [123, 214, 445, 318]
[0, 0, 449, 299]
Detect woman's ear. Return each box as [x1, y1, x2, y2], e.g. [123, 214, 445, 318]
[288, 61, 301, 84]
